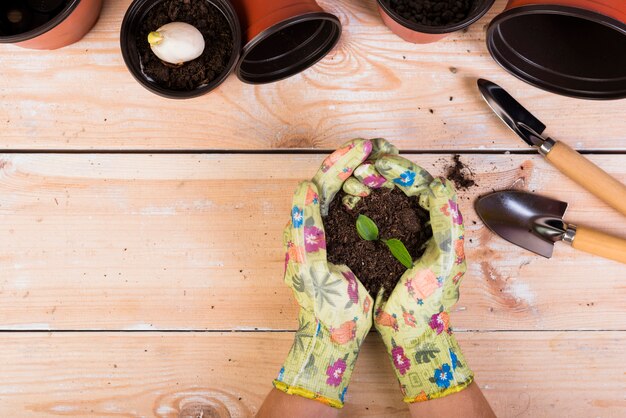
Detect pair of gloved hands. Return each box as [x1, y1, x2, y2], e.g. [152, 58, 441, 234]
[274, 139, 472, 408]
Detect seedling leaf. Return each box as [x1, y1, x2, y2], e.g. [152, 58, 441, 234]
[356, 214, 379, 241]
[384, 238, 413, 269]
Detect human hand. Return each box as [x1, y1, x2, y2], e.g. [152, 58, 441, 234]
[274, 141, 376, 408]
[312, 138, 398, 215]
[371, 154, 472, 403]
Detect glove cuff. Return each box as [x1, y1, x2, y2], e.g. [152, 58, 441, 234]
[383, 326, 473, 403]
[274, 310, 363, 408]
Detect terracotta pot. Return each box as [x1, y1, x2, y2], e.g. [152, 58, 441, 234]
[120, 0, 241, 99]
[487, 0, 626, 99]
[230, 0, 341, 84]
[0, 0, 103, 50]
[376, 0, 495, 43]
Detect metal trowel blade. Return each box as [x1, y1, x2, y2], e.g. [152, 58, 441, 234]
[475, 191, 569, 258]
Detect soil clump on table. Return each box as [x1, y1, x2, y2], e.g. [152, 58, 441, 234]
[324, 187, 433, 297]
[137, 0, 233, 91]
[445, 154, 476, 190]
[384, 0, 475, 26]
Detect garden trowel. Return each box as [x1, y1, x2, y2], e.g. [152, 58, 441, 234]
[475, 191, 626, 264]
[477, 79, 626, 217]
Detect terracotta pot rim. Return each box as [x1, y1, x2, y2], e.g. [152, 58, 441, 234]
[0, 0, 82, 43]
[376, 0, 496, 34]
[120, 0, 242, 99]
[236, 11, 341, 84]
[487, 4, 626, 100]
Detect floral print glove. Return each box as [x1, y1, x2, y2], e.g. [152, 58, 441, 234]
[313, 138, 396, 216]
[274, 142, 375, 408]
[371, 154, 473, 403]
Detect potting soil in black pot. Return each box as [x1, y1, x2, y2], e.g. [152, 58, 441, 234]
[136, 0, 234, 91]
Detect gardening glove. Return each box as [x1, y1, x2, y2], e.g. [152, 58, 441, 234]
[340, 138, 400, 209]
[371, 154, 472, 403]
[274, 149, 375, 408]
[313, 138, 396, 216]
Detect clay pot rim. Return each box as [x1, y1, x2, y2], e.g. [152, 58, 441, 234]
[120, 0, 242, 99]
[376, 0, 496, 34]
[487, 4, 626, 100]
[236, 11, 341, 84]
[0, 0, 81, 43]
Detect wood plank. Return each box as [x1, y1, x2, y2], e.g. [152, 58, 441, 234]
[1, 153, 625, 330]
[1, 0, 625, 150]
[0, 331, 623, 417]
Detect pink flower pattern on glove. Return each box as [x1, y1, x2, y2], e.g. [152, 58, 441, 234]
[342, 271, 359, 304]
[326, 358, 347, 387]
[429, 312, 451, 335]
[363, 174, 387, 188]
[392, 345, 411, 375]
[304, 226, 326, 253]
[449, 200, 463, 225]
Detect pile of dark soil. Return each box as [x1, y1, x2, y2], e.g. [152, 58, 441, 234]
[445, 154, 476, 190]
[324, 187, 433, 297]
[385, 0, 474, 27]
[137, 0, 233, 91]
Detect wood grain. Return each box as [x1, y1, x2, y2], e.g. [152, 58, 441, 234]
[1, 153, 624, 331]
[0, 0, 624, 151]
[572, 226, 626, 265]
[0, 331, 624, 417]
[545, 141, 626, 216]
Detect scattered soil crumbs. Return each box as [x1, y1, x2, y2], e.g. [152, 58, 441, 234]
[324, 188, 433, 297]
[385, 0, 475, 27]
[137, 0, 233, 91]
[446, 154, 476, 190]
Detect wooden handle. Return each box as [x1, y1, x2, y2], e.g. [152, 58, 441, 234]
[546, 141, 626, 216]
[572, 226, 626, 264]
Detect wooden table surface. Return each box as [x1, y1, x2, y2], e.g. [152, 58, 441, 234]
[0, 0, 624, 417]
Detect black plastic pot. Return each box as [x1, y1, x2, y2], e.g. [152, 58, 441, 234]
[0, 0, 102, 49]
[487, 3, 626, 100]
[236, 12, 341, 84]
[229, 0, 341, 84]
[120, 0, 242, 99]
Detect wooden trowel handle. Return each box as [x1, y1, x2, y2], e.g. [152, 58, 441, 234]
[546, 141, 626, 217]
[572, 226, 626, 264]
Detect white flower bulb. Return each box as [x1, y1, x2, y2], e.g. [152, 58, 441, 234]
[148, 22, 205, 65]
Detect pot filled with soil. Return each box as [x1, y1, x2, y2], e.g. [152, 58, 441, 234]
[377, 0, 495, 43]
[121, 0, 241, 99]
[487, 0, 626, 99]
[0, 0, 102, 50]
[230, 0, 341, 84]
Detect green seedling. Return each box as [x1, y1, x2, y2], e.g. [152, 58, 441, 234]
[356, 214, 412, 269]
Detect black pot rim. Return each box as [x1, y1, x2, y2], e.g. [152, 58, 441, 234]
[487, 4, 626, 100]
[236, 11, 341, 85]
[0, 0, 81, 43]
[120, 0, 242, 99]
[376, 0, 496, 34]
